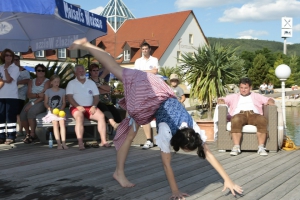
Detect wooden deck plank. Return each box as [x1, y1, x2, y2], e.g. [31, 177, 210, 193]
[200, 151, 300, 200]
[281, 184, 300, 200]
[1, 142, 300, 200]
[260, 169, 300, 200]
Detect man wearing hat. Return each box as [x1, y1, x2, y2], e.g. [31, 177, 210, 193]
[169, 74, 185, 106]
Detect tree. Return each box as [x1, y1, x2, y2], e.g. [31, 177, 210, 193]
[240, 50, 255, 74]
[248, 54, 270, 89]
[180, 43, 239, 119]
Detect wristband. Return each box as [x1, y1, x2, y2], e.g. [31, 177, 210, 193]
[92, 105, 97, 108]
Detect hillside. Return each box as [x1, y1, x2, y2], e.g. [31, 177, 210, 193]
[207, 37, 300, 56]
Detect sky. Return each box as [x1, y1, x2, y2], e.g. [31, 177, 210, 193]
[67, 0, 300, 44]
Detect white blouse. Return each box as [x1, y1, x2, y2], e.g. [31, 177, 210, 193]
[154, 121, 207, 153]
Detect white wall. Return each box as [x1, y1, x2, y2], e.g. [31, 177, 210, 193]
[159, 13, 207, 68]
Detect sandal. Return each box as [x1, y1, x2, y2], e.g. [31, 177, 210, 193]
[23, 134, 31, 144]
[23, 134, 38, 144]
[99, 143, 112, 148]
[4, 139, 15, 145]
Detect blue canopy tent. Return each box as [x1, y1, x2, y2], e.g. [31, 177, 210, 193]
[0, 0, 107, 52]
[24, 66, 35, 73]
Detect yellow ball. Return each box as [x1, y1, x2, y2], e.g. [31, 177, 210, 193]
[53, 108, 60, 115]
[58, 111, 66, 117]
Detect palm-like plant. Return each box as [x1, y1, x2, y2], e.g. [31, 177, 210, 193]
[159, 66, 183, 80]
[180, 43, 239, 119]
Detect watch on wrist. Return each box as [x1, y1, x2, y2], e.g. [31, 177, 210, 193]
[31, 102, 35, 105]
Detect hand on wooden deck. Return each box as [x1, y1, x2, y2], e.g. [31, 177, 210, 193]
[222, 180, 243, 196]
[169, 191, 189, 200]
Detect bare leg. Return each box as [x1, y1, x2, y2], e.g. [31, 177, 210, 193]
[52, 121, 63, 150]
[72, 111, 85, 150]
[28, 118, 37, 137]
[256, 132, 267, 146]
[231, 132, 242, 145]
[113, 123, 139, 187]
[21, 120, 30, 135]
[108, 119, 119, 130]
[89, 109, 107, 145]
[143, 123, 152, 140]
[59, 120, 68, 149]
[69, 38, 123, 81]
[17, 115, 23, 133]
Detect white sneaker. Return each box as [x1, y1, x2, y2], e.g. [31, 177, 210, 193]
[142, 140, 154, 149]
[258, 147, 268, 156]
[230, 146, 241, 156]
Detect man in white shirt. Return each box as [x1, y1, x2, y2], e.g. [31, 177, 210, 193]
[66, 65, 109, 150]
[259, 82, 268, 94]
[134, 42, 159, 149]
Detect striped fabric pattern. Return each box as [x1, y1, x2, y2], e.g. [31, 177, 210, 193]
[113, 68, 175, 150]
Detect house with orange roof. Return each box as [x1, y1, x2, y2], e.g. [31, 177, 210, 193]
[6, 0, 208, 71]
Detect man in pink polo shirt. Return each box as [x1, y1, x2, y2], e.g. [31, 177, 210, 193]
[218, 78, 275, 156]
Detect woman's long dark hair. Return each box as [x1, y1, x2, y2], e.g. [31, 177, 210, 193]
[170, 127, 206, 159]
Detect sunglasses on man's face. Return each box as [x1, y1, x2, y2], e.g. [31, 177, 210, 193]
[36, 70, 45, 72]
[92, 70, 99, 72]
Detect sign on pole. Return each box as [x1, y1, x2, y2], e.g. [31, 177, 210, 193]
[281, 17, 293, 38]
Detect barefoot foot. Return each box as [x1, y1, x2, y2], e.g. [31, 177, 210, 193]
[57, 145, 63, 150]
[78, 143, 85, 150]
[113, 172, 135, 187]
[62, 144, 69, 149]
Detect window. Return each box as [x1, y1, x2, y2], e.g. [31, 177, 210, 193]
[177, 51, 182, 62]
[35, 50, 44, 57]
[124, 50, 130, 61]
[189, 34, 193, 44]
[57, 48, 66, 58]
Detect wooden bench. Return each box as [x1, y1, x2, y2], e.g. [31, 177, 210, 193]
[35, 109, 100, 143]
[35, 108, 127, 144]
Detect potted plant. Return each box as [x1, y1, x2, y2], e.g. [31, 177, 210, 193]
[180, 43, 239, 140]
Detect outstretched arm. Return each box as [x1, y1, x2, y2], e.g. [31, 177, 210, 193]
[161, 152, 189, 200]
[203, 143, 243, 196]
[69, 38, 123, 81]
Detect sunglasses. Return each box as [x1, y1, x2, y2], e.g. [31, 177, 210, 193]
[36, 70, 45, 72]
[92, 70, 99, 72]
[5, 54, 12, 57]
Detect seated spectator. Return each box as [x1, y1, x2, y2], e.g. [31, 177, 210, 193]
[291, 85, 299, 99]
[266, 82, 274, 94]
[43, 75, 68, 150]
[218, 77, 275, 156]
[169, 74, 185, 106]
[66, 65, 110, 150]
[88, 63, 121, 130]
[259, 82, 268, 94]
[20, 64, 50, 144]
